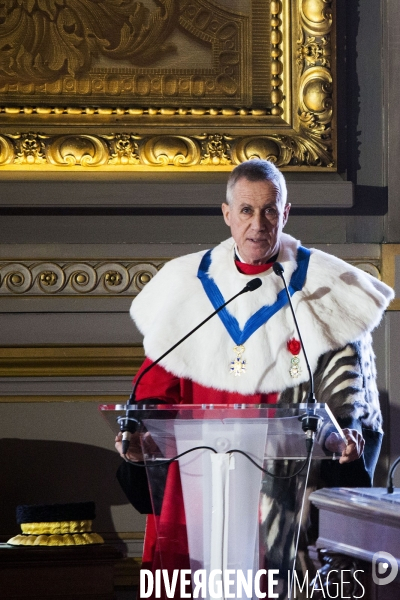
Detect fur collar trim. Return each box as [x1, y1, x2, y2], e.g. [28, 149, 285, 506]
[130, 234, 393, 394]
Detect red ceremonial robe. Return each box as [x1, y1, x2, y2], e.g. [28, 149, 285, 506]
[136, 260, 277, 598]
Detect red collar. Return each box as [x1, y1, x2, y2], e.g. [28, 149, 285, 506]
[234, 260, 274, 275]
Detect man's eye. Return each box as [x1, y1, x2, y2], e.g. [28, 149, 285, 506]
[265, 208, 277, 216]
[241, 207, 252, 214]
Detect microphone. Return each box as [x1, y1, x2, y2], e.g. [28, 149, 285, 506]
[273, 262, 320, 452]
[272, 262, 284, 277]
[120, 277, 263, 455]
[245, 278, 262, 292]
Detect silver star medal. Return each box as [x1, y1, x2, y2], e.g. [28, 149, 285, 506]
[289, 356, 301, 378]
[230, 345, 246, 376]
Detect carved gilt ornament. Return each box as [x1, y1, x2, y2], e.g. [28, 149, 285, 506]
[0, 260, 164, 295]
[0, 255, 381, 297]
[0, 0, 336, 170]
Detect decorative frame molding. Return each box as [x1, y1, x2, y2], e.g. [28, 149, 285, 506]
[0, 346, 144, 378]
[0, 0, 336, 171]
[0, 259, 165, 296]
[0, 345, 144, 402]
[0, 252, 381, 299]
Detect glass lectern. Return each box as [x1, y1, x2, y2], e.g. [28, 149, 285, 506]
[101, 403, 344, 600]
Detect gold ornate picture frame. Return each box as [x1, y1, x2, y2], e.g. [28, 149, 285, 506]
[0, 0, 335, 171]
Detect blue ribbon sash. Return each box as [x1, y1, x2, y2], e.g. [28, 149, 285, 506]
[197, 246, 311, 345]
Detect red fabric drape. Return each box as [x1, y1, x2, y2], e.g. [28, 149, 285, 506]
[135, 359, 278, 406]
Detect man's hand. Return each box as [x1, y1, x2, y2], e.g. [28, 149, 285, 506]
[115, 431, 144, 462]
[325, 428, 365, 464]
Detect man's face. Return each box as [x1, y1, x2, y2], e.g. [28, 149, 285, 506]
[221, 177, 290, 265]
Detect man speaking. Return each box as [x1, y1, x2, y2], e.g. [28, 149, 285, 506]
[116, 159, 393, 588]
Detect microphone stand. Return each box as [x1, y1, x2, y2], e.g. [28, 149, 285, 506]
[272, 262, 321, 452]
[273, 261, 323, 600]
[120, 277, 262, 455]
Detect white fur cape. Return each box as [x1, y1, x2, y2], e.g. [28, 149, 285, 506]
[130, 234, 393, 395]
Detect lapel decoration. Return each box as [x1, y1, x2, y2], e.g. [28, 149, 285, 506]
[287, 338, 302, 378]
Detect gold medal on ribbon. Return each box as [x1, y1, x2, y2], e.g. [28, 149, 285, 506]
[230, 345, 246, 376]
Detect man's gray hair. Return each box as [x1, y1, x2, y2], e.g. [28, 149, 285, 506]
[225, 159, 287, 205]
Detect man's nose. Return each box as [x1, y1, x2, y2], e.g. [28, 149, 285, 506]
[250, 211, 266, 230]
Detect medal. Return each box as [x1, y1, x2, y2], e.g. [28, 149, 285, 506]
[230, 345, 246, 376]
[289, 356, 301, 378]
[287, 338, 301, 378]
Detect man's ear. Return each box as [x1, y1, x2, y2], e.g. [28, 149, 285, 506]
[221, 202, 231, 226]
[283, 203, 291, 227]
